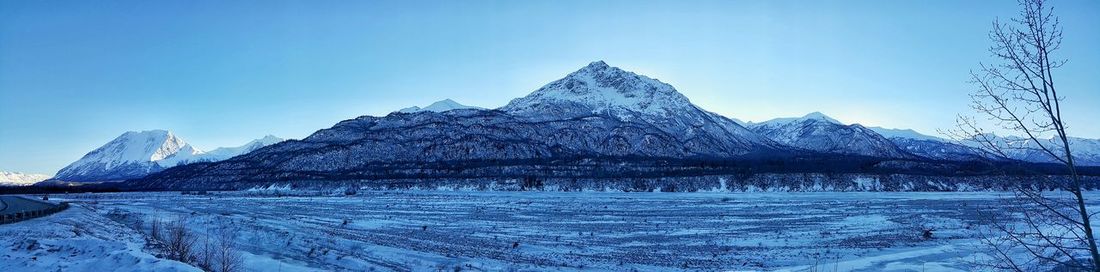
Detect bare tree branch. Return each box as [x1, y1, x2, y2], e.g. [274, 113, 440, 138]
[953, 0, 1096, 270]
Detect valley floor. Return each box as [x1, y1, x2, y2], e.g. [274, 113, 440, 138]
[0, 198, 197, 271]
[5, 190, 1099, 271]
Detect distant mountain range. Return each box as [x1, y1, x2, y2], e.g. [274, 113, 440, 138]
[27, 61, 1099, 190]
[0, 171, 51, 186]
[50, 130, 283, 183]
[746, 113, 1100, 165]
[745, 112, 913, 159]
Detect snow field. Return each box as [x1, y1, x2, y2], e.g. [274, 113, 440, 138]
[30, 191, 1097, 271]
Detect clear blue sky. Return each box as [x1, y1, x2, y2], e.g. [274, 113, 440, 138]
[2, 0, 1098, 174]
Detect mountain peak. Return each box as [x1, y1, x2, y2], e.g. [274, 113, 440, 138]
[867, 126, 944, 141]
[258, 135, 284, 143]
[55, 129, 201, 181]
[581, 60, 610, 71]
[801, 112, 841, 124]
[502, 61, 694, 118]
[566, 60, 629, 80]
[111, 129, 195, 161]
[423, 99, 470, 111]
[191, 135, 285, 164]
[748, 113, 913, 158]
[55, 130, 287, 181]
[754, 112, 842, 127]
[243, 135, 285, 147]
[123, 129, 171, 138]
[398, 99, 482, 113]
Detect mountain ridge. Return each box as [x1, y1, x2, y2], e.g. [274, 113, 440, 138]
[76, 61, 1100, 190]
[0, 171, 52, 186]
[53, 131, 283, 182]
[747, 112, 913, 159]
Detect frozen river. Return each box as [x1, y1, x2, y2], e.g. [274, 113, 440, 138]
[11, 190, 1099, 271]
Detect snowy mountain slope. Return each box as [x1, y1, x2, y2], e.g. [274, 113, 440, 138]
[54, 130, 197, 182]
[1070, 137, 1100, 166]
[502, 61, 697, 118]
[746, 112, 841, 127]
[748, 112, 912, 159]
[303, 61, 783, 159]
[0, 171, 52, 186]
[860, 126, 1100, 165]
[971, 135, 1100, 166]
[867, 127, 944, 142]
[860, 127, 993, 162]
[888, 137, 993, 162]
[54, 131, 283, 182]
[175, 135, 285, 164]
[398, 99, 484, 113]
[126, 61, 1100, 191]
[132, 62, 793, 189]
[501, 61, 780, 153]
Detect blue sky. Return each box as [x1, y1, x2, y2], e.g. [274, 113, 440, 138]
[1, 0, 1098, 174]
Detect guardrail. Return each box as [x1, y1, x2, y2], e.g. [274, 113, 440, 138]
[0, 197, 69, 225]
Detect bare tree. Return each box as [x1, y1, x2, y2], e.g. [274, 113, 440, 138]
[196, 228, 215, 271]
[951, 0, 1097, 270]
[214, 226, 244, 272]
[150, 218, 163, 242]
[164, 217, 242, 272]
[166, 216, 196, 263]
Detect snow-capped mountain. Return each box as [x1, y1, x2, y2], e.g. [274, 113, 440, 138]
[55, 130, 198, 182]
[132, 61, 789, 189]
[863, 127, 992, 162]
[398, 99, 483, 113]
[125, 61, 1100, 191]
[888, 137, 993, 162]
[969, 135, 1100, 166]
[54, 130, 283, 182]
[0, 171, 52, 186]
[867, 127, 944, 142]
[503, 61, 697, 118]
[1069, 137, 1100, 166]
[186, 135, 285, 163]
[872, 128, 1100, 165]
[745, 112, 841, 127]
[748, 112, 912, 158]
[501, 61, 779, 154]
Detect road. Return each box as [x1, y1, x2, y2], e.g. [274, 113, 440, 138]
[0, 195, 62, 223]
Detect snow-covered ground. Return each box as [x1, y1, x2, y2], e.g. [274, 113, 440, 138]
[0, 202, 197, 271]
[5, 191, 1099, 271]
